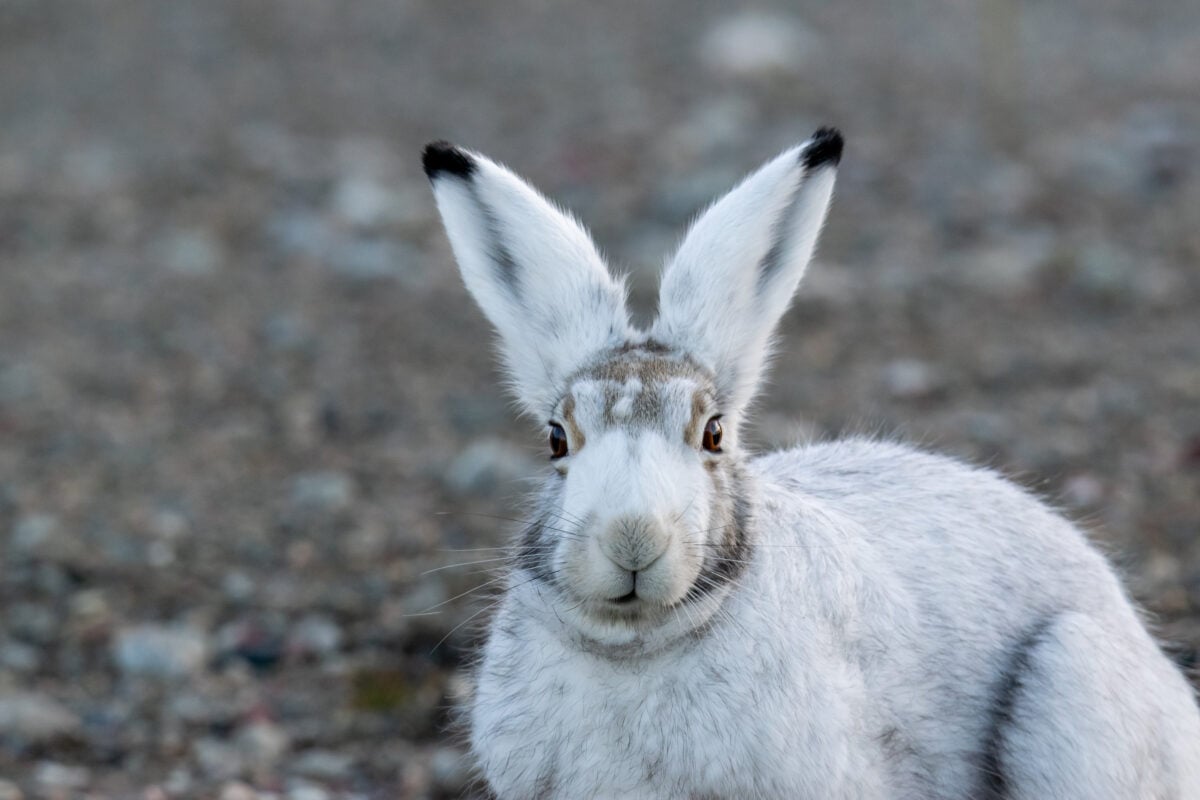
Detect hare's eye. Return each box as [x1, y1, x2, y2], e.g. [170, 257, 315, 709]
[702, 417, 723, 453]
[549, 423, 569, 459]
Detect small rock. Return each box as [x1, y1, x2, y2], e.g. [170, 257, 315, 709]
[195, 739, 245, 782]
[881, 359, 946, 400]
[430, 746, 472, 793]
[286, 781, 330, 800]
[217, 781, 259, 800]
[222, 570, 258, 603]
[286, 614, 343, 660]
[331, 176, 402, 228]
[113, 624, 208, 679]
[443, 438, 541, 496]
[1061, 474, 1105, 509]
[157, 228, 222, 277]
[290, 471, 355, 514]
[1070, 242, 1135, 302]
[0, 778, 23, 800]
[327, 237, 417, 283]
[700, 12, 819, 79]
[34, 761, 90, 791]
[0, 692, 80, 743]
[216, 617, 286, 670]
[11, 514, 58, 556]
[290, 749, 354, 781]
[7, 603, 60, 644]
[237, 719, 290, 771]
[0, 639, 40, 673]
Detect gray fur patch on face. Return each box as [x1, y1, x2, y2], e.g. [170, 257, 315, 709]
[559, 345, 717, 440]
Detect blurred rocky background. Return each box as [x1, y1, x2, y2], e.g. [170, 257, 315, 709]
[1, 0, 1198, 797]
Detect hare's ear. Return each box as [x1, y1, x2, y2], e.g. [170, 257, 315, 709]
[652, 128, 841, 411]
[424, 142, 631, 417]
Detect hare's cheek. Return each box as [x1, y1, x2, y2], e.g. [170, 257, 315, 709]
[638, 538, 702, 605]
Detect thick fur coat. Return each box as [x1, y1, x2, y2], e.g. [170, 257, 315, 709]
[424, 130, 1200, 799]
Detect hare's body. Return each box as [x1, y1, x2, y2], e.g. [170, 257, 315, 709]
[424, 130, 1200, 798]
[473, 440, 1200, 798]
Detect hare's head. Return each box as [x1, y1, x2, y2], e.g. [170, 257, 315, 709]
[425, 130, 840, 648]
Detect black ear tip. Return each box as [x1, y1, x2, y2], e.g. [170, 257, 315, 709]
[801, 127, 844, 170]
[422, 140, 476, 180]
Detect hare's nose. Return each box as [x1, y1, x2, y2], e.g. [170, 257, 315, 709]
[599, 515, 669, 573]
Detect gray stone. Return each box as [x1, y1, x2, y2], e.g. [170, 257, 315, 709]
[290, 749, 354, 780]
[430, 746, 472, 793]
[112, 624, 209, 679]
[331, 176, 403, 228]
[442, 438, 541, 496]
[0, 778, 23, 800]
[327, 237, 419, 283]
[0, 639, 41, 673]
[881, 359, 946, 400]
[157, 228, 222, 277]
[0, 692, 80, 743]
[286, 614, 343, 659]
[11, 513, 58, 555]
[290, 471, 355, 514]
[286, 781, 330, 800]
[700, 12, 819, 78]
[237, 719, 290, 771]
[33, 762, 90, 791]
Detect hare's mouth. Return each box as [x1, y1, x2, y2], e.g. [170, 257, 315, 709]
[610, 589, 638, 604]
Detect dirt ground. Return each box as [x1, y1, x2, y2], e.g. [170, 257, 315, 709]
[1, 1, 1198, 797]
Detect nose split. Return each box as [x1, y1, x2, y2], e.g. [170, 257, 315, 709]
[600, 515, 669, 575]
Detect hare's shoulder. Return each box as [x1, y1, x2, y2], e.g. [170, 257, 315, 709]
[751, 436, 1022, 500]
[749, 436, 1094, 561]
[750, 436, 1115, 608]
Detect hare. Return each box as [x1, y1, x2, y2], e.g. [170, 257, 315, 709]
[422, 129, 1200, 799]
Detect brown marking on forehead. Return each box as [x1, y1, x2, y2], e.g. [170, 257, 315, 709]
[568, 345, 716, 429]
[560, 393, 586, 451]
[685, 387, 710, 446]
[577, 352, 705, 385]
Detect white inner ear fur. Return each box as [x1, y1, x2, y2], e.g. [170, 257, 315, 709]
[428, 149, 631, 418]
[652, 142, 837, 412]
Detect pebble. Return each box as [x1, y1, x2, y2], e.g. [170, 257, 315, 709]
[0, 639, 41, 673]
[112, 624, 209, 679]
[430, 746, 472, 793]
[700, 11, 819, 78]
[156, 228, 222, 277]
[1070, 242, 1136, 303]
[0, 692, 80, 744]
[218, 781, 260, 800]
[331, 176, 402, 228]
[195, 739, 245, 782]
[33, 761, 90, 791]
[286, 781, 330, 800]
[290, 471, 355, 514]
[289, 749, 354, 781]
[237, 719, 290, 771]
[286, 614, 343, 660]
[881, 359, 946, 400]
[442, 438, 541, 496]
[1061, 473, 1105, 508]
[10, 514, 59, 557]
[0, 778, 23, 800]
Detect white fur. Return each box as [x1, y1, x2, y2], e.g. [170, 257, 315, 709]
[428, 148, 631, 417]
[653, 145, 835, 412]
[427, 133, 1200, 799]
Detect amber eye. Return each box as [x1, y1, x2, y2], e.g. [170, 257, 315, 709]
[549, 423, 569, 459]
[702, 417, 724, 453]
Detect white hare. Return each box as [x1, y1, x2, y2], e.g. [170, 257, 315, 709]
[423, 129, 1200, 799]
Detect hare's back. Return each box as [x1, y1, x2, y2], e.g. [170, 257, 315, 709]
[753, 438, 1140, 648]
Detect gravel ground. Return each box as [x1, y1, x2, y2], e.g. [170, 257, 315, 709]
[1, 1, 1198, 797]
